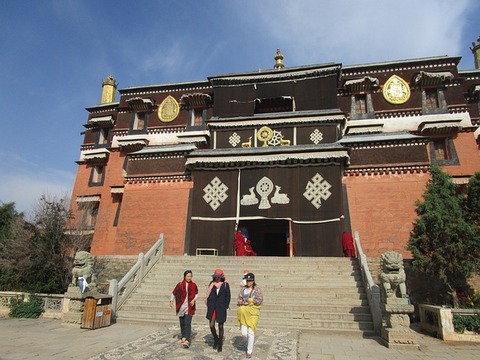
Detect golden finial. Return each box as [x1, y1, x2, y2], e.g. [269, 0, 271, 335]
[274, 48, 285, 69]
[101, 75, 118, 103]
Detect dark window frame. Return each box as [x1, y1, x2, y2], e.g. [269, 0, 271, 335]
[88, 165, 105, 186]
[129, 111, 149, 134]
[112, 193, 123, 227]
[254, 97, 294, 114]
[350, 93, 375, 120]
[422, 87, 448, 115]
[429, 137, 459, 166]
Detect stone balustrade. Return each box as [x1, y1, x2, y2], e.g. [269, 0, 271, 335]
[419, 304, 480, 342]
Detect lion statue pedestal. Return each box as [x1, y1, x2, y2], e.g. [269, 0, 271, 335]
[62, 251, 98, 326]
[379, 251, 418, 349]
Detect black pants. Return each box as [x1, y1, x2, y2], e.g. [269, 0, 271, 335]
[179, 314, 192, 342]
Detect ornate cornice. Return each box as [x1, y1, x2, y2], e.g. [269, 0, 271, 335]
[124, 174, 191, 184]
[344, 165, 430, 176]
[119, 82, 211, 96]
[341, 56, 460, 77]
[209, 65, 340, 86]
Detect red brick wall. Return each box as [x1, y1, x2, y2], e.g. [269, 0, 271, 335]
[345, 171, 429, 259]
[90, 180, 192, 255]
[442, 132, 480, 176]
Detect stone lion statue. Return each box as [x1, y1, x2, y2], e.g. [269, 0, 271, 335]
[380, 251, 407, 298]
[71, 251, 96, 292]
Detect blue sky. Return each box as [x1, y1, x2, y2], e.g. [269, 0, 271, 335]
[1, 0, 479, 215]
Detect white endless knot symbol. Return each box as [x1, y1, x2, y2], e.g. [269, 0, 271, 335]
[310, 129, 323, 144]
[303, 173, 332, 209]
[229, 132, 241, 147]
[203, 177, 229, 211]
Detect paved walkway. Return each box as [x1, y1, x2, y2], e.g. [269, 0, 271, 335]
[0, 317, 478, 359]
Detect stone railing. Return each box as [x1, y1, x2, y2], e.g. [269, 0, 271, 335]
[0, 291, 64, 319]
[108, 233, 164, 316]
[354, 231, 382, 334]
[419, 304, 480, 342]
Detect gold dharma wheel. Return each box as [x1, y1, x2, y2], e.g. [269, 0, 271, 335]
[257, 126, 273, 147]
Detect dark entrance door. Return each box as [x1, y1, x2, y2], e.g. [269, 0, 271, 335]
[239, 219, 289, 256]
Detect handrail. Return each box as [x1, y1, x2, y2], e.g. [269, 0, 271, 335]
[108, 233, 164, 315]
[354, 231, 382, 334]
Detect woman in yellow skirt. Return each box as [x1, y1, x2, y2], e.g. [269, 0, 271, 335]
[237, 272, 263, 358]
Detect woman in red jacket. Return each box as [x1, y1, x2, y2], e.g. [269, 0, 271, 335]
[170, 270, 199, 348]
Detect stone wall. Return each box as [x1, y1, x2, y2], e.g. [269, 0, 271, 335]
[93, 255, 138, 293]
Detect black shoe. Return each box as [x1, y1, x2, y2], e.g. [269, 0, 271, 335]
[217, 339, 223, 352]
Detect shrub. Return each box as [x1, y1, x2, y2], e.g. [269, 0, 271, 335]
[9, 294, 44, 318]
[453, 314, 480, 334]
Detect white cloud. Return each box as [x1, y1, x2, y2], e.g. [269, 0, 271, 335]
[0, 151, 74, 215]
[0, 172, 73, 216]
[234, 0, 473, 66]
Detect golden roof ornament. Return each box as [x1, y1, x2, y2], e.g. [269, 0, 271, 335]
[274, 48, 285, 69]
[101, 75, 118, 104]
[470, 36, 480, 69]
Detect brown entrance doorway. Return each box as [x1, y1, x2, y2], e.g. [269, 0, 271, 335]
[238, 219, 290, 256]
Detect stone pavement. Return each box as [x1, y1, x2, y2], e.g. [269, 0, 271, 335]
[0, 317, 478, 360]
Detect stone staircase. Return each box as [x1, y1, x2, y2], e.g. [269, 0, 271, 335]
[115, 256, 374, 334]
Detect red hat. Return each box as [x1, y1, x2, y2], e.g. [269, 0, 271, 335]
[212, 269, 225, 278]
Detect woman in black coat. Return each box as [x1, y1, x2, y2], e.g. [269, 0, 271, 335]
[205, 268, 231, 352]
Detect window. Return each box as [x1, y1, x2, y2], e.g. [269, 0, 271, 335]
[425, 89, 439, 109]
[191, 109, 204, 127]
[80, 203, 99, 229]
[113, 194, 123, 227]
[131, 112, 147, 131]
[422, 88, 447, 114]
[354, 94, 367, 114]
[98, 128, 110, 145]
[433, 138, 451, 160]
[430, 137, 459, 165]
[89, 165, 105, 186]
[254, 97, 294, 114]
[350, 93, 374, 120]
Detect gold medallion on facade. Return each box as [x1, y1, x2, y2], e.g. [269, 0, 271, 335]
[158, 95, 180, 122]
[382, 75, 411, 104]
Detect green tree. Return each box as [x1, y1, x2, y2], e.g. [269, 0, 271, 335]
[29, 195, 73, 293]
[407, 166, 480, 307]
[0, 202, 35, 291]
[465, 172, 480, 227]
[0, 195, 78, 294]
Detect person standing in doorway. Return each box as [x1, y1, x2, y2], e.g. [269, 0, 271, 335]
[237, 272, 263, 358]
[205, 269, 231, 352]
[170, 270, 199, 348]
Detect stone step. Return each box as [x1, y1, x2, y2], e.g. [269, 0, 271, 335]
[154, 258, 359, 269]
[144, 274, 363, 281]
[120, 299, 371, 313]
[116, 256, 373, 335]
[115, 312, 374, 331]
[159, 255, 357, 262]
[118, 305, 372, 321]
[128, 288, 368, 300]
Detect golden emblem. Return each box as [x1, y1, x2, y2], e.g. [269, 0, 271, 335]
[382, 75, 410, 104]
[158, 95, 180, 122]
[257, 126, 273, 147]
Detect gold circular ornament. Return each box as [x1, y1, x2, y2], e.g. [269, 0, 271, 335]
[382, 75, 411, 105]
[158, 95, 180, 122]
[257, 126, 273, 147]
